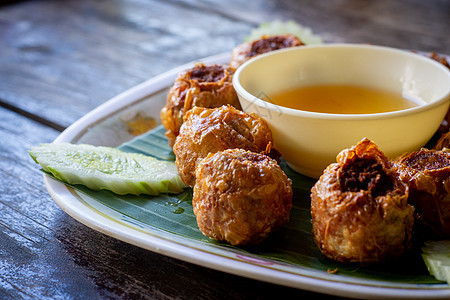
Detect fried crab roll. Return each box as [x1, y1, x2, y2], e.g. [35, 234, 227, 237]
[173, 105, 280, 187]
[428, 52, 450, 134]
[160, 63, 241, 146]
[438, 108, 450, 136]
[394, 148, 450, 238]
[311, 138, 414, 264]
[434, 131, 450, 151]
[429, 51, 450, 69]
[193, 148, 292, 246]
[229, 34, 303, 70]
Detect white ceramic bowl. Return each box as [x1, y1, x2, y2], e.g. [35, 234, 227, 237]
[233, 44, 450, 178]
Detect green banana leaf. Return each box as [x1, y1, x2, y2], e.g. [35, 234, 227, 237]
[51, 125, 441, 285]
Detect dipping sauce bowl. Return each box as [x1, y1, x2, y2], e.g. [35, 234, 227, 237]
[233, 44, 450, 178]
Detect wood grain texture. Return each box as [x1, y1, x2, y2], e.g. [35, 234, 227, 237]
[1, 0, 448, 128]
[0, 0, 251, 129]
[0, 0, 449, 299]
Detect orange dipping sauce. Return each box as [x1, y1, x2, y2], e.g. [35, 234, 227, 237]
[270, 85, 420, 114]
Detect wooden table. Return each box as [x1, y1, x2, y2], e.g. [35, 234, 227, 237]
[1, 0, 448, 299]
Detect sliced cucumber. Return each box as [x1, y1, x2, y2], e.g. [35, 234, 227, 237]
[29, 143, 187, 195]
[422, 240, 450, 284]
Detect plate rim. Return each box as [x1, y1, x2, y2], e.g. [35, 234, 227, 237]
[44, 51, 450, 299]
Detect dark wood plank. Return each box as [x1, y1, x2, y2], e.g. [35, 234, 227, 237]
[1, 0, 448, 130]
[0, 0, 252, 129]
[184, 0, 450, 52]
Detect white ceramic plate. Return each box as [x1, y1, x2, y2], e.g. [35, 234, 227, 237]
[44, 52, 450, 299]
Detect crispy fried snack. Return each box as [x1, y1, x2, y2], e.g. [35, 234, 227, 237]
[193, 149, 292, 245]
[438, 108, 450, 136]
[394, 148, 450, 238]
[173, 105, 280, 187]
[429, 51, 450, 69]
[160, 63, 241, 146]
[428, 52, 450, 135]
[311, 138, 414, 264]
[229, 34, 303, 70]
[435, 131, 450, 151]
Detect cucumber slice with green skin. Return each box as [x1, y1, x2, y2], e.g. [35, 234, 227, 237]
[29, 143, 187, 196]
[422, 240, 450, 284]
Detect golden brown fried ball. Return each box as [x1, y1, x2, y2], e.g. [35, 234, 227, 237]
[160, 63, 241, 146]
[193, 148, 292, 246]
[438, 108, 450, 136]
[394, 148, 450, 238]
[229, 34, 304, 70]
[435, 131, 450, 151]
[428, 52, 450, 135]
[311, 138, 414, 264]
[173, 105, 280, 188]
[429, 51, 450, 69]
